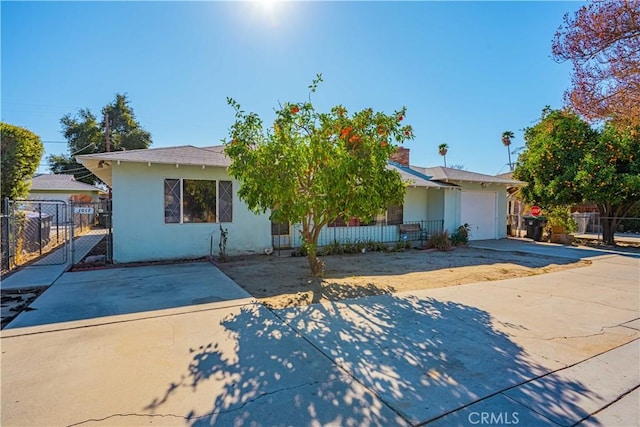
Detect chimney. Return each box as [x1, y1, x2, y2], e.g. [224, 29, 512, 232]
[390, 147, 410, 166]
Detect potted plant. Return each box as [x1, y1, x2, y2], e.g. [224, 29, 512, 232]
[545, 206, 577, 244]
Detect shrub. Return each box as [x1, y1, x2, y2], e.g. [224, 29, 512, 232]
[545, 206, 578, 234]
[450, 223, 470, 247]
[392, 239, 411, 252]
[322, 240, 344, 255]
[426, 231, 452, 251]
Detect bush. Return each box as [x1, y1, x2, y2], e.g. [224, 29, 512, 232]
[426, 231, 452, 251]
[450, 223, 470, 247]
[392, 239, 411, 252]
[545, 206, 578, 234]
[322, 240, 344, 255]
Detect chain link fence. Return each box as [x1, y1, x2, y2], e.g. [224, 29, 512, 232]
[69, 201, 112, 265]
[573, 213, 640, 245]
[1, 198, 113, 275]
[507, 212, 640, 245]
[2, 199, 69, 273]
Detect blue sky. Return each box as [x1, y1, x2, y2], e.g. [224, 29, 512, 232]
[2, 1, 580, 176]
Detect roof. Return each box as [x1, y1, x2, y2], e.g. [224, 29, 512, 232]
[411, 166, 524, 186]
[30, 174, 101, 192]
[388, 163, 458, 189]
[76, 145, 230, 187]
[76, 143, 521, 189]
[496, 172, 514, 179]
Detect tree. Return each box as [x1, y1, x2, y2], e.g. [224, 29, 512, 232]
[48, 94, 152, 184]
[552, 0, 640, 127]
[513, 108, 640, 245]
[1, 122, 44, 202]
[224, 75, 412, 275]
[438, 143, 448, 167]
[502, 130, 515, 171]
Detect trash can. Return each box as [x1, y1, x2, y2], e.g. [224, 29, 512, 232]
[524, 216, 546, 241]
[572, 212, 590, 234]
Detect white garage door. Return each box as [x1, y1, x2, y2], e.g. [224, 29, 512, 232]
[461, 191, 497, 240]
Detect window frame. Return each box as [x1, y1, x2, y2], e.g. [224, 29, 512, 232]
[163, 178, 233, 224]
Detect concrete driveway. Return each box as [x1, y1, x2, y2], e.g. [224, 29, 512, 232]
[1, 242, 638, 426]
[4, 261, 253, 329]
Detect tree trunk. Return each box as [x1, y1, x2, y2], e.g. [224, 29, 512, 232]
[306, 249, 324, 276]
[601, 217, 617, 245]
[301, 226, 324, 276]
[597, 204, 618, 246]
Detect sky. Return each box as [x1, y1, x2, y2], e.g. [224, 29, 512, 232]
[1, 1, 581, 176]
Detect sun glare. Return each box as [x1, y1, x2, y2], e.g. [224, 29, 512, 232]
[257, 0, 277, 14]
[250, 0, 286, 28]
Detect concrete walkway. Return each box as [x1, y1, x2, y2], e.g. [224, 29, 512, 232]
[471, 237, 640, 260]
[1, 241, 638, 426]
[1, 229, 106, 290]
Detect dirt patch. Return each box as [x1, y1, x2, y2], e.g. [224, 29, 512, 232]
[1, 287, 46, 329]
[216, 247, 591, 309]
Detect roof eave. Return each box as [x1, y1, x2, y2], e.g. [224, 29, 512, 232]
[76, 156, 113, 188]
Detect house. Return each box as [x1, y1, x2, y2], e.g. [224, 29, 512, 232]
[407, 166, 523, 240]
[496, 171, 527, 237]
[28, 174, 103, 203]
[76, 146, 521, 264]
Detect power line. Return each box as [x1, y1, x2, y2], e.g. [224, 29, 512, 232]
[1, 101, 81, 109]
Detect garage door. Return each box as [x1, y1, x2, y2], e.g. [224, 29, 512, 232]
[461, 191, 497, 240]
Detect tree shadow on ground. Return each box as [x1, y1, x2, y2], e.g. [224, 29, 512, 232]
[218, 247, 594, 308]
[146, 292, 600, 426]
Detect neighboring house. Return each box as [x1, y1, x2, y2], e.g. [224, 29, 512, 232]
[28, 174, 103, 203]
[496, 171, 527, 237]
[77, 146, 521, 263]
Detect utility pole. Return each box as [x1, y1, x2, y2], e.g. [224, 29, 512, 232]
[105, 112, 112, 200]
[105, 112, 110, 153]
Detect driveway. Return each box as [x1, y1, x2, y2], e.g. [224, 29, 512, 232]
[4, 261, 252, 329]
[1, 242, 638, 426]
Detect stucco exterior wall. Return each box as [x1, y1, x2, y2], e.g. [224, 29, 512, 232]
[426, 189, 445, 221]
[403, 187, 428, 222]
[443, 188, 461, 234]
[111, 162, 271, 263]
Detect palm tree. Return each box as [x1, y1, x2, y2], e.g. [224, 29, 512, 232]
[502, 131, 515, 171]
[438, 143, 448, 167]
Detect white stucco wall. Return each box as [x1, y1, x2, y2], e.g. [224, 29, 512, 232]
[426, 189, 445, 221]
[111, 162, 271, 263]
[443, 188, 461, 234]
[403, 187, 428, 222]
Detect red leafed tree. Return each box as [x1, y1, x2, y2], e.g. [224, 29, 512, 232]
[552, 0, 640, 127]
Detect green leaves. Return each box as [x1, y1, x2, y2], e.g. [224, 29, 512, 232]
[224, 78, 412, 274]
[514, 107, 640, 243]
[1, 122, 44, 201]
[49, 93, 152, 185]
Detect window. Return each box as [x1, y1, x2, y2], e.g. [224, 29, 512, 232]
[327, 205, 403, 227]
[387, 204, 403, 225]
[164, 179, 233, 224]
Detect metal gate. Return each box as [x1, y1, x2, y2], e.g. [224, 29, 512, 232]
[2, 198, 70, 272]
[69, 200, 112, 265]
